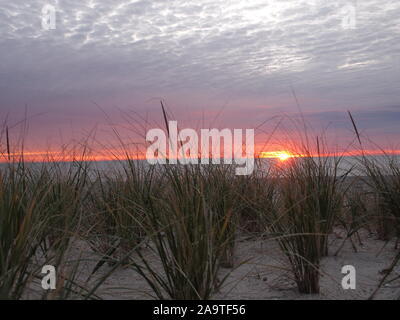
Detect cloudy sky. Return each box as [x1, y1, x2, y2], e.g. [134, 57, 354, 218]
[1, 0, 399, 156]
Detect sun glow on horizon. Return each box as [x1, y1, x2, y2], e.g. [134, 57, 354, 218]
[277, 152, 291, 161]
[3, 148, 400, 164]
[259, 151, 296, 161]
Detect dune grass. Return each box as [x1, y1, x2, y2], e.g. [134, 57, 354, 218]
[1, 112, 400, 300]
[0, 160, 49, 299]
[0, 150, 131, 299]
[255, 146, 346, 294]
[361, 155, 400, 241]
[128, 164, 236, 299]
[86, 158, 155, 264]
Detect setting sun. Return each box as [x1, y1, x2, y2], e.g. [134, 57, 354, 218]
[276, 152, 291, 161]
[259, 151, 294, 161]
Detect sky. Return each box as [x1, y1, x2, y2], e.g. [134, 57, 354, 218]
[0, 0, 399, 159]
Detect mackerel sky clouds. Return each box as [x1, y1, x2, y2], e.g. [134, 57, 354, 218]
[1, 0, 399, 152]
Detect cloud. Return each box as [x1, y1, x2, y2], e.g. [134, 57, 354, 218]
[0, 0, 399, 146]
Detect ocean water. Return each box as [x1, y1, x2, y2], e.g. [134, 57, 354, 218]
[1, 154, 399, 178]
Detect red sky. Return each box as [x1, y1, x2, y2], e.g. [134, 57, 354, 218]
[1, 1, 399, 161]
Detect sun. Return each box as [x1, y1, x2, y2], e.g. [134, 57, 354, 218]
[259, 151, 294, 161]
[276, 152, 291, 161]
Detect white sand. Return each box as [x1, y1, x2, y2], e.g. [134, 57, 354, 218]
[89, 230, 400, 300]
